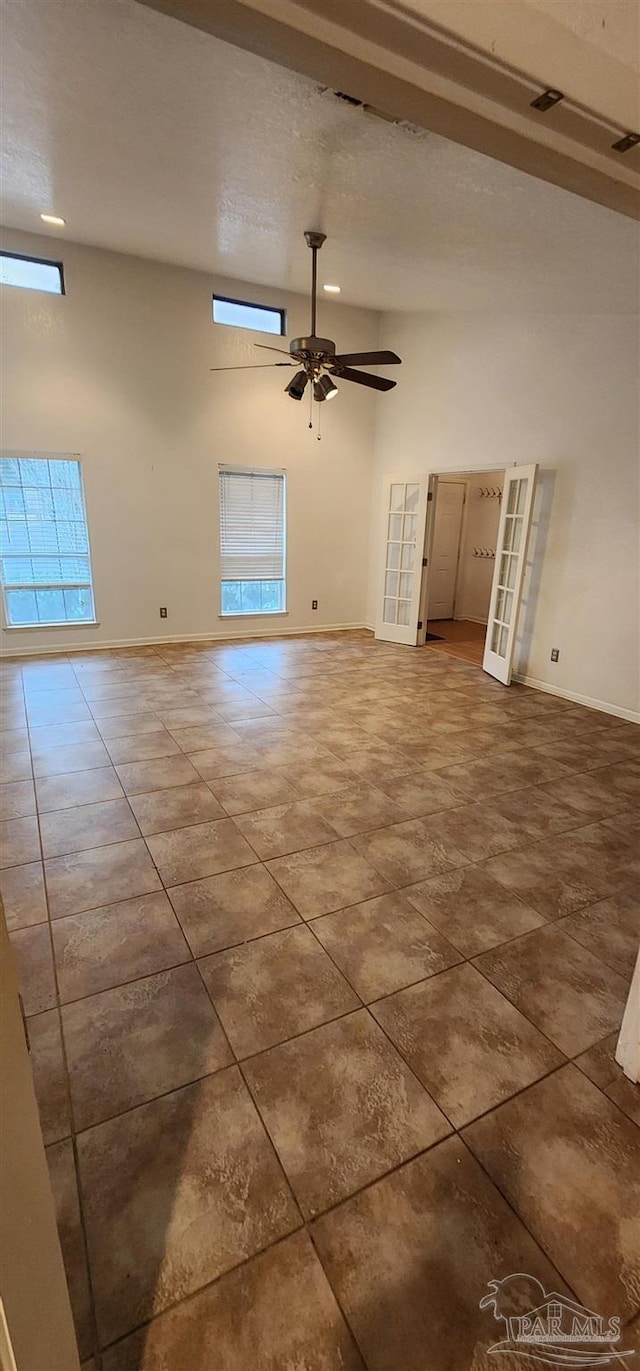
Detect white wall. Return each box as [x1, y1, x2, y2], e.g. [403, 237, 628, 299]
[1, 230, 379, 653]
[369, 312, 639, 718]
[453, 471, 504, 623]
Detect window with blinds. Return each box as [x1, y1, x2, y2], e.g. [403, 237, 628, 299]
[218, 466, 286, 616]
[0, 456, 96, 626]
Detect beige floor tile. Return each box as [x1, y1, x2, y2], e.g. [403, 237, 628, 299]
[36, 766, 125, 812]
[267, 839, 390, 918]
[572, 1032, 619, 1087]
[374, 769, 464, 818]
[145, 818, 257, 885]
[179, 742, 257, 780]
[33, 740, 111, 778]
[0, 778, 36, 820]
[482, 834, 620, 920]
[0, 814, 40, 868]
[97, 712, 165, 741]
[463, 1066, 640, 1319]
[105, 731, 182, 764]
[233, 800, 338, 860]
[155, 705, 224, 729]
[127, 782, 226, 835]
[311, 1136, 568, 1371]
[168, 864, 300, 957]
[102, 1231, 363, 1371]
[46, 1139, 94, 1359]
[351, 817, 468, 887]
[52, 891, 190, 1001]
[0, 860, 48, 929]
[346, 744, 418, 781]
[199, 923, 359, 1057]
[533, 734, 637, 773]
[278, 756, 363, 797]
[436, 748, 572, 801]
[0, 748, 32, 782]
[115, 754, 201, 796]
[309, 783, 406, 838]
[404, 864, 546, 956]
[46, 839, 162, 919]
[9, 923, 56, 1014]
[78, 1067, 300, 1344]
[214, 698, 276, 722]
[543, 763, 640, 821]
[250, 737, 335, 769]
[373, 962, 563, 1127]
[312, 891, 461, 1001]
[27, 1008, 71, 1144]
[556, 890, 640, 980]
[40, 797, 140, 858]
[28, 701, 93, 726]
[0, 728, 30, 756]
[605, 1074, 640, 1126]
[424, 801, 526, 862]
[169, 723, 243, 751]
[245, 1010, 450, 1217]
[488, 784, 587, 840]
[209, 768, 299, 816]
[474, 924, 629, 1056]
[63, 963, 232, 1128]
[29, 720, 101, 750]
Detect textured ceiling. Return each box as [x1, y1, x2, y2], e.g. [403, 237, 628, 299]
[526, 0, 640, 73]
[1, 0, 638, 312]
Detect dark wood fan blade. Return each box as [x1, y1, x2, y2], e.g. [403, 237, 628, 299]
[210, 362, 294, 371]
[336, 366, 397, 391]
[255, 344, 294, 356]
[333, 351, 401, 367]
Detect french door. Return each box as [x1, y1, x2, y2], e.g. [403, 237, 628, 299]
[375, 476, 432, 646]
[482, 464, 538, 685]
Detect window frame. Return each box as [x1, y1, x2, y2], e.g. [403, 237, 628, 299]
[0, 250, 65, 296]
[212, 293, 285, 336]
[218, 464, 287, 619]
[0, 453, 98, 630]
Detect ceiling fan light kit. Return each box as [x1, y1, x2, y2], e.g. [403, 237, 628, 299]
[285, 369, 309, 400]
[210, 231, 402, 429]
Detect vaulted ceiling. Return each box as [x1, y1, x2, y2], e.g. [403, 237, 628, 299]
[1, 0, 637, 312]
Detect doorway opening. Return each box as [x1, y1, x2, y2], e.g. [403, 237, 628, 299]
[425, 470, 505, 665]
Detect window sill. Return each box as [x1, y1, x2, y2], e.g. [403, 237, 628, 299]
[218, 611, 289, 620]
[3, 621, 100, 631]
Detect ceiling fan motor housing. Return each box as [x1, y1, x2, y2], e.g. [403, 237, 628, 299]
[290, 337, 336, 359]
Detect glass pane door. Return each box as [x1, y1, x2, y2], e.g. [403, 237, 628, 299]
[375, 477, 430, 646]
[482, 465, 538, 685]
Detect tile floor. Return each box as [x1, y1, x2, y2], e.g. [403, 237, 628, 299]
[1, 629, 639, 1370]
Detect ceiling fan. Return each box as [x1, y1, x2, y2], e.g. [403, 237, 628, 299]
[210, 230, 401, 403]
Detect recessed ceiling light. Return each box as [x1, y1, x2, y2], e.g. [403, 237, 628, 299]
[40, 213, 66, 227]
[323, 283, 341, 294]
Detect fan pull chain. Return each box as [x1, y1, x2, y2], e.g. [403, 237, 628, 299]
[308, 383, 313, 430]
[317, 402, 322, 441]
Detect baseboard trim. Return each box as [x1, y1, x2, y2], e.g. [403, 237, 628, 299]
[0, 622, 369, 658]
[512, 672, 640, 724]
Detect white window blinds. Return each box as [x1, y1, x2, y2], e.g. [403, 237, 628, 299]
[218, 467, 285, 581]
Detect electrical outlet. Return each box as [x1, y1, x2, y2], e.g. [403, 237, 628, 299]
[159, 607, 168, 619]
[311, 599, 318, 610]
[550, 647, 559, 662]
